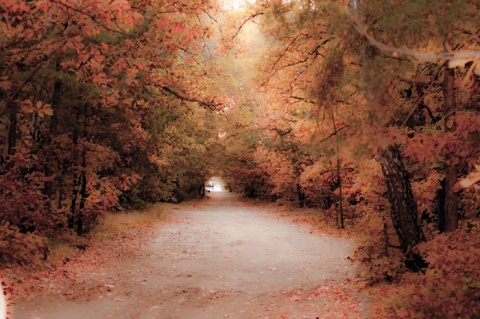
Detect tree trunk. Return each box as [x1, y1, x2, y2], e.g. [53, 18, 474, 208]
[297, 183, 305, 208]
[77, 103, 89, 235]
[69, 177, 78, 230]
[336, 158, 344, 229]
[77, 148, 87, 235]
[44, 80, 62, 198]
[441, 65, 458, 232]
[330, 109, 344, 229]
[69, 129, 79, 230]
[379, 145, 426, 270]
[7, 105, 18, 158]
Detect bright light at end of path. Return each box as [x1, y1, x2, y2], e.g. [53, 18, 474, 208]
[206, 176, 227, 192]
[222, 0, 255, 10]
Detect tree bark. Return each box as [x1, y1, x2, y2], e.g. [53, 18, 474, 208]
[336, 157, 344, 229]
[44, 80, 62, 198]
[441, 65, 458, 232]
[77, 148, 87, 235]
[69, 128, 79, 231]
[297, 183, 305, 208]
[7, 105, 18, 158]
[379, 145, 426, 270]
[77, 103, 89, 235]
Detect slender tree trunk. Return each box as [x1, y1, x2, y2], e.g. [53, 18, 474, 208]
[382, 216, 389, 256]
[7, 105, 18, 158]
[379, 145, 426, 270]
[297, 183, 305, 208]
[69, 178, 78, 230]
[44, 80, 62, 198]
[330, 110, 344, 229]
[441, 65, 458, 232]
[69, 129, 79, 230]
[336, 158, 344, 229]
[77, 148, 87, 235]
[77, 103, 89, 235]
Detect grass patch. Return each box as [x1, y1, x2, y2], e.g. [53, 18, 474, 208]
[92, 202, 172, 239]
[42, 203, 174, 267]
[46, 235, 83, 266]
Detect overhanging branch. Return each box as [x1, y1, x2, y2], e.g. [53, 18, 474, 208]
[347, 11, 480, 64]
[234, 13, 265, 38]
[316, 125, 349, 145]
[51, 0, 135, 36]
[158, 86, 221, 111]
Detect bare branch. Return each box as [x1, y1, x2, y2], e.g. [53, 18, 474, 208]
[316, 125, 349, 145]
[0, 61, 46, 117]
[156, 86, 221, 111]
[234, 13, 265, 38]
[270, 34, 306, 73]
[289, 95, 315, 104]
[399, 77, 442, 86]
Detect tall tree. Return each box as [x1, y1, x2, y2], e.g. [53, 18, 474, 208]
[225, 0, 480, 268]
[0, 0, 227, 260]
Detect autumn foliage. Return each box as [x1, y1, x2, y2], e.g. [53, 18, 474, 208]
[217, 0, 480, 317]
[2, 0, 480, 317]
[0, 0, 225, 264]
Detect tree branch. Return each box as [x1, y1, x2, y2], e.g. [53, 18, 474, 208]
[0, 61, 46, 117]
[347, 12, 480, 64]
[234, 13, 265, 38]
[399, 77, 442, 87]
[51, 0, 135, 36]
[289, 95, 315, 104]
[157, 86, 221, 111]
[316, 125, 349, 145]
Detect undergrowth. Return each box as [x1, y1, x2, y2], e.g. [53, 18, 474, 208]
[0, 202, 172, 269]
[92, 202, 169, 239]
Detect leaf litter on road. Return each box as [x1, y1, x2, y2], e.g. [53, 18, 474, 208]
[6, 194, 369, 319]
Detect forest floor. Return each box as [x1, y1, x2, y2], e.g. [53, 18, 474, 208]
[6, 192, 370, 319]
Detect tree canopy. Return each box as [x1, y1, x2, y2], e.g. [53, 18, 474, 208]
[1, 0, 480, 317]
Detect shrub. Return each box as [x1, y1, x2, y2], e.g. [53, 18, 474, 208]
[354, 211, 406, 284]
[389, 231, 480, 319]
[0, 223, 48, 266]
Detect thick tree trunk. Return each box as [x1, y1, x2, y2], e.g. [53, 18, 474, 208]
[441, 65, 458, 232]
[379, 145, 426, 270]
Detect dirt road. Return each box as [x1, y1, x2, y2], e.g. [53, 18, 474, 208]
[11, 192, 367, 319]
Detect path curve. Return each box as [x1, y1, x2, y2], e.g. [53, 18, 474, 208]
[12, 192, 367, 319]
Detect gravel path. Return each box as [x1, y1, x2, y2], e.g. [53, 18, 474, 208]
[12, 192, 367, 319]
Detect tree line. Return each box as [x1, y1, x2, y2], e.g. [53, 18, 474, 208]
[0, 0, 227, 263]
[218, 1, 480, 317]
[1, 0, 479, 317]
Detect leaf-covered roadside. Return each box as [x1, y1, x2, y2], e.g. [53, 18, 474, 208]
[1, 202, 180, 318]
[261, 200, 480, 319]
[4, 197, 369, 319]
